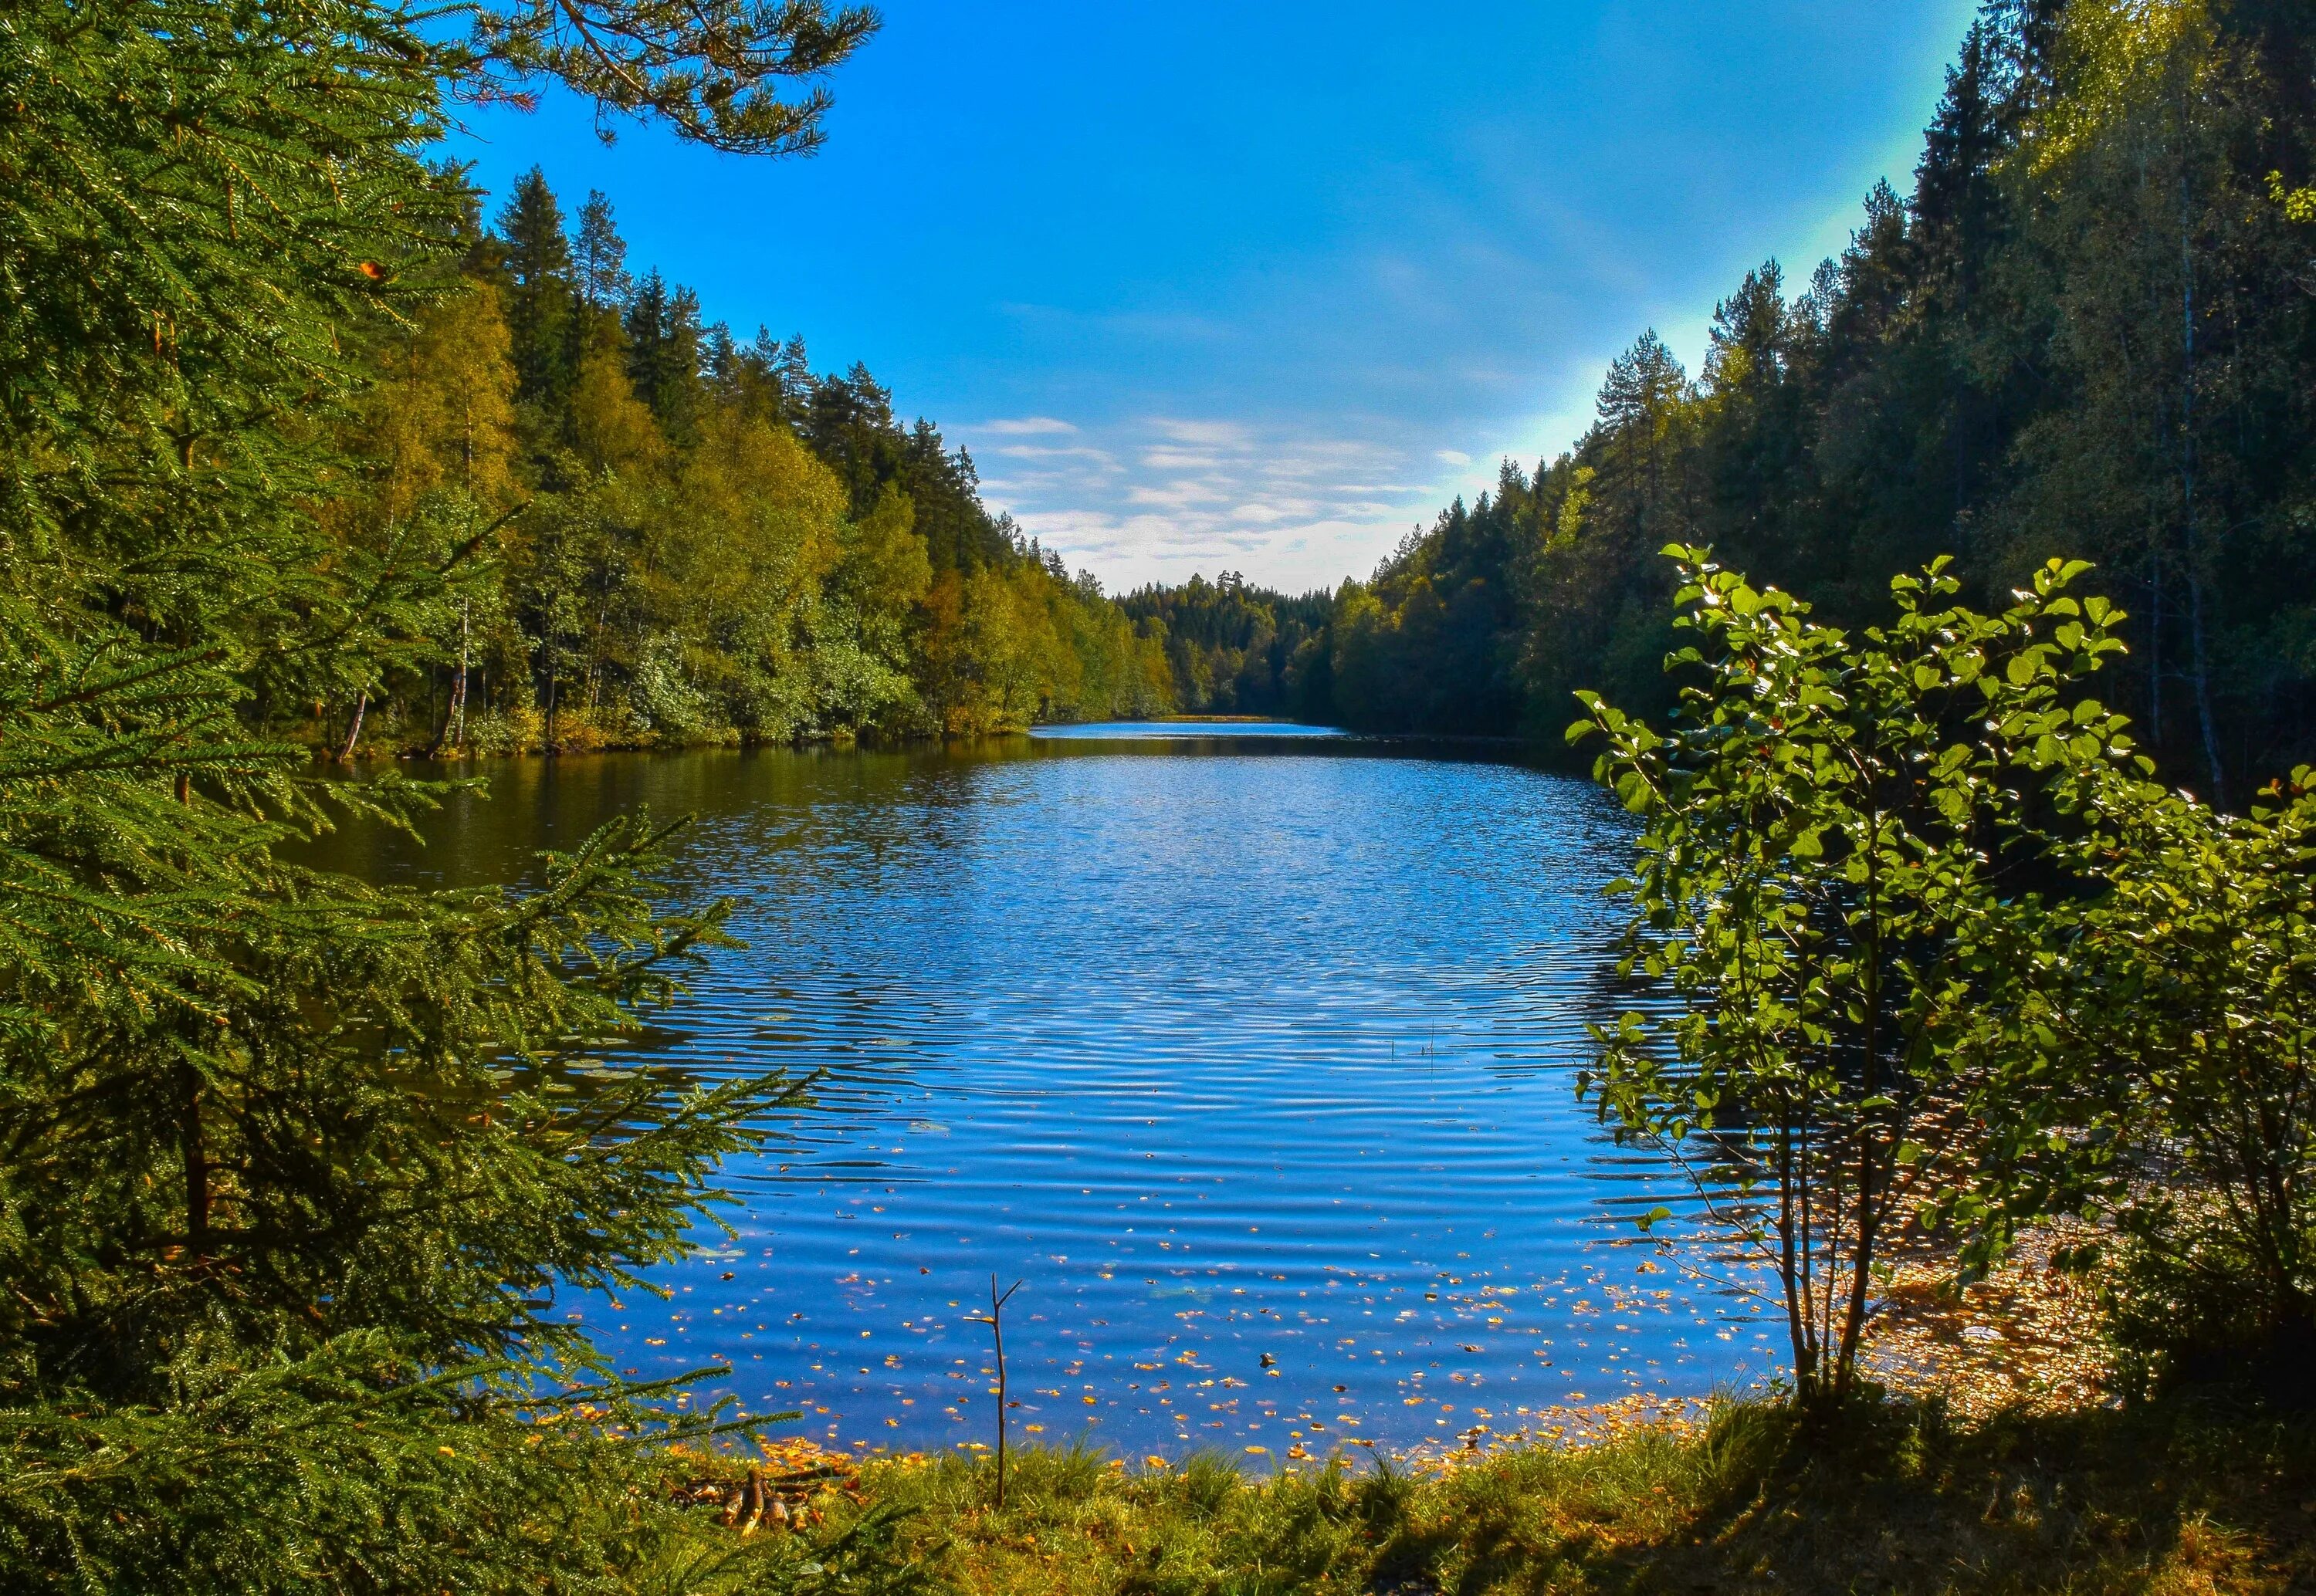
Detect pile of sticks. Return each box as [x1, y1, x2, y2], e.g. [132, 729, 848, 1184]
[684, 1460, 861, 1536]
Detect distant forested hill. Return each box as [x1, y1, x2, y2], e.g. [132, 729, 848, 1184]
[347, 0, 2316, 789]
[1116, 574, 1335, 719]
[1234, 0, 2316, 796]
[335, 170, 1178, 754]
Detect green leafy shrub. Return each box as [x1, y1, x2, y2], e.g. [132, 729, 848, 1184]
[1996, 764, 2316, 1391]
[1570, 547, 2132, 1414]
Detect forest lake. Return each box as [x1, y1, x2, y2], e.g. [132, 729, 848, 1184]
[329, 722, 1783, 1464]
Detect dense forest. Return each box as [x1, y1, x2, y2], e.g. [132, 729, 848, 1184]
[8, 0, 2316, 1588]
[1116, 574, 1332, 719]
[337, 0, 2316, 782]
[329, 171, 1179, 755]
[1248, 0, 2316, 800]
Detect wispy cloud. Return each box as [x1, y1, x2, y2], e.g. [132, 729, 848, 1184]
[991, 443, 1117, 465]
[1155, 419, 1251, 448]
[960, 412, 1484, 592]
[977, 415, 1079, 436]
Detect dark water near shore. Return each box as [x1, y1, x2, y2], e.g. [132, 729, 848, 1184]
[329, 726, 1777, 1462]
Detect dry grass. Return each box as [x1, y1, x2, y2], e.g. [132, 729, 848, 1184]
[662, 1387, 2316, 1594]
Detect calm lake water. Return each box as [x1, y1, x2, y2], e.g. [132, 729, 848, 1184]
[333, 725, 1777, 1462]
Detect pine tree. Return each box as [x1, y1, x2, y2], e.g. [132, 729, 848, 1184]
[574, 188, 633, 313]
[1701, 262, 1810, 575]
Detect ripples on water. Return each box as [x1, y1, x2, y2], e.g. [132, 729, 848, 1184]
[335, 727, 1778, 1461]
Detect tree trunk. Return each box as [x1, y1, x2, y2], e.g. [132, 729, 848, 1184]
[432, 602, 470, 756]
[2178, 168, 2227, 806]
[180, 1062, 209, 1252]
[337, 691, 368, 762]
[2147, 543, 2164, 746]
[2188, 570, 2227, 807]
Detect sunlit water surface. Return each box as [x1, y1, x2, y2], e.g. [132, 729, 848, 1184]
[333, 727, 1776, 1462]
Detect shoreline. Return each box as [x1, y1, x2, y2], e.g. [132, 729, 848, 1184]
[665, 1374, 2314, 1594]
[687, 1222, 2113, 1485]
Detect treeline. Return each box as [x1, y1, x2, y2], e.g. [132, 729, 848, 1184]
[1291, 0, 2316, 797]
[1116, 573, 1333, 718]
[334, 170, 1175, 755]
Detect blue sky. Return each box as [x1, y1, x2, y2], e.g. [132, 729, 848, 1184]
[449, 1, 1977, 593]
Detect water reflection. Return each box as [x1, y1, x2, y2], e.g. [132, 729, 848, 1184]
[327, 738, 1777, 1459]
[1028, 719, 1346, 742]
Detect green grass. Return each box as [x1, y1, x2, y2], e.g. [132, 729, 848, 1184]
[676, 1392, 2316, 1595]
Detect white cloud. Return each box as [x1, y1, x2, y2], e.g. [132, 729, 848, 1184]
[953, 410, 1491, 591]
[1139, 446, 1224, 470]
[977, 416, 1079, 436]
[1126, 478, 1232, 509]
[1434, 448, 1472, 466]
[993, 443, 1119, 465]
[1153, 418, 1251, 447]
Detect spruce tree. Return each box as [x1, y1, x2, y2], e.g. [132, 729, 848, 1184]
[624, 269, 707, 444]
[496, 167, 578, 419]
[0, 0, 877, 1586]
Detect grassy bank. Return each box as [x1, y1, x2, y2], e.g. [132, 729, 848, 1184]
[672, 1392, 2316, 1596]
